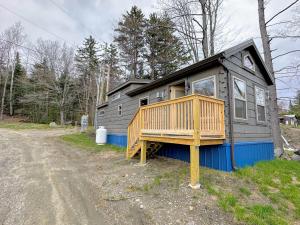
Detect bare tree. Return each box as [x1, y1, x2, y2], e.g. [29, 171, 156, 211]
[29, 39, 75, 125]
[257, 0, 299, 156]
[162, 0, 226, 61]
[0, 23, 25, 119]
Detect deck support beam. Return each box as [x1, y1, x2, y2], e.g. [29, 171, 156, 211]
[189, 145, 200, 189]
[140, 140, 147, 165]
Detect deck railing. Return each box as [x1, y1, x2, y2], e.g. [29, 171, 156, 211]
[127, 94, 225, 156]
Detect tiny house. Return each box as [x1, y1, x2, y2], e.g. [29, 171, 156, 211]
[97, 40, 274, 188]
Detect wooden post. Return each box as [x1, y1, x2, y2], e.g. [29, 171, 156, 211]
[140, 140, 147, 165]
[189, 145, 200, 189]
[193, 97, 201, 146]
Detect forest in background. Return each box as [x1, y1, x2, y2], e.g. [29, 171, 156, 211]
[0, 0, 299, 135]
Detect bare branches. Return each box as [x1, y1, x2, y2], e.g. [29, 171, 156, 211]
[273, 50, 300, 60]
[266, 0, 299, 25]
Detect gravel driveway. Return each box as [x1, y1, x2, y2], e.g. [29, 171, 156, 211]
[0, 128, 236, 225]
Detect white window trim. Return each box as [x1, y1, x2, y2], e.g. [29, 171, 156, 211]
[191, 75, 217, 97]
[139, 96, 149, 106]
[243, 54, 255, 72]
[111, 92, 121, 102]
[233, 76, 248, 120]
[118, 104, 122, 116]
[255, 86, 266, 122]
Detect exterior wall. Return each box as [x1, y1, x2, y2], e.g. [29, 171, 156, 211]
[97, 66, 227, 136]
[223, 50, 273, 142]
[157, 141, 274, 171]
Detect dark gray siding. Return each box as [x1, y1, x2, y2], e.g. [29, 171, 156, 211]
[97, 66, 228, 135]
[223, 50, 272, 142]
[97, 50, 272, 144]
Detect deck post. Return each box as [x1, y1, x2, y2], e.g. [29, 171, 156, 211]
[140, 140, 147, 165]
[189, 145, 200, 189]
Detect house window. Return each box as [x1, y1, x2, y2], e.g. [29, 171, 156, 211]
[111, 92, 121, 101]
[99, 110, 105, 116]
[140, 97, 149, 106]
[255, 86, 266, 122]
[192, 76, 216, 97]
[233, 77, 247, 119]
[244, 55, 255, 71]
[118, 104, 122, 116]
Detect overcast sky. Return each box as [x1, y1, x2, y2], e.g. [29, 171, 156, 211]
[0, 0, 299, 105]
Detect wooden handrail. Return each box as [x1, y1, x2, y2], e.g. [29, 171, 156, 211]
[127, 94, 225, 157]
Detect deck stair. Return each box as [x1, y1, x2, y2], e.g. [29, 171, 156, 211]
[126, 94, 226, 188]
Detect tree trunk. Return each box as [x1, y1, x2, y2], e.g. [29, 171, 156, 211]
[60, 110, 64, 126]
[0, 72, 9, 120]
[258, 0, 283, 156]
[9, 60, 16, 116]
[200, 0, 209, 58]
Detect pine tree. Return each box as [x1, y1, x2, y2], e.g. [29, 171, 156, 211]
[145, 13, 190, 80]
[75, 36, 100, 120]
[114, 6, 146, 79]
[101, 43, 123, 90]
[12, 52, 26, 114]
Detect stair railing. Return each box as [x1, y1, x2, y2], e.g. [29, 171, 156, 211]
[127, 109, 141, 158]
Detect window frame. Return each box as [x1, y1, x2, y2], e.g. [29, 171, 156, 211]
[243, 54, 255, 72]
[191, 75, 217, 97]
[111, 92, 121, 102]
[255, 86, 266, 122]
[117, 104, 122, 116]
[139, 96, 149, 107]
[233, 76, 248, 120]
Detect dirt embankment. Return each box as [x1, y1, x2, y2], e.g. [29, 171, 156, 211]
[0, 128, 236, 225]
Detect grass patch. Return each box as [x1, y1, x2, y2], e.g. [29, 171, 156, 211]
[0, 122, 51, 129]
[140, 167, 189, 193]
[239, 187, 251, 197]
[202, 159, 300, 225]
[61, 132, 125, 152]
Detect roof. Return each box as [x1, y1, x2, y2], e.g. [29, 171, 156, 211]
[222, 39, 274, 85]
[127, 53, 223, 96]
[127, 39, 274, 97]
[107, 79, 151, 96]
[97, 102, 108, 109]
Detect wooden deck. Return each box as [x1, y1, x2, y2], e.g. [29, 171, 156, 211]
[126, 94, 225, 188]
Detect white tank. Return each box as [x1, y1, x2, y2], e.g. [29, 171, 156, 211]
[96, 126, 107, 145]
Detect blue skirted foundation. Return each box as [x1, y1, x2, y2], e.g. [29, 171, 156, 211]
[107, 133, 274, 171]
[107, 134, 127, 147]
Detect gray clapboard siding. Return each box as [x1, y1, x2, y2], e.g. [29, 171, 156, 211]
[223, 50, 272, 142]
[97, 48, 273, 144]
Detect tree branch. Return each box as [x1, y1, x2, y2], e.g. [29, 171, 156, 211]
[265, 0, 299, 25]
[273, 50, 300, 60]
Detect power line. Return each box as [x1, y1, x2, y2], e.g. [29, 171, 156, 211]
[48, 0, 103, 43]
[0, 3, 75, 46]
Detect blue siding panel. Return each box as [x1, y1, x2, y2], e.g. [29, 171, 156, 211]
[157, 143, 232, 171]
[107, 133, 274, 171]
[234, 141, 274, 168]
[107, 134, 127, 147]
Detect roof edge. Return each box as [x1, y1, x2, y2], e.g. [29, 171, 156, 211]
[107, 79, 151, 96]
[127, 53, 223, 97]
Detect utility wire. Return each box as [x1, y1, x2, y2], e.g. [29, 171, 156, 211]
[48, 0, 103, 43]
[0, 3, 75, 46]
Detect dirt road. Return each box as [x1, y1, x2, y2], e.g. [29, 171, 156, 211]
[0, 129, 236, 225]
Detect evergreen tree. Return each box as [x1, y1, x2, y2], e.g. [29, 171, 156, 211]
[75, 36, 100, 120]
[145, 13, 190, 80]
[114, 6, 146, 79]
[101, 43, 123, 89]
[12, 52, 26, 114]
